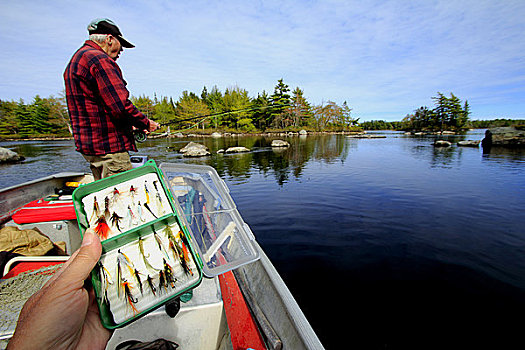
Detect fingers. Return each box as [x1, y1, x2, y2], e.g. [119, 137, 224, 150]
[148, 120, 160, 132]
[57, 229, 102, 286]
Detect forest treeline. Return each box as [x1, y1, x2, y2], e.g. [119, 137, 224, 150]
[1, 83, 522, 139]
[360, 118, 525, 130]
[361, 92, 523, 131]
[0, 79, 359, 138]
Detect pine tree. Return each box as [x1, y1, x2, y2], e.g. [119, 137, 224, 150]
[251, 91, 271, 130]
[290, 87, 312, 127]
[270, 79, 291, 128]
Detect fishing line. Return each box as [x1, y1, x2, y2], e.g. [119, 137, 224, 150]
[133, 104, 291, 142]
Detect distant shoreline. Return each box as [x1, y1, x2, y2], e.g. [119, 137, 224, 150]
[0, 130, 366, 142]
[1, 128, 494, 142]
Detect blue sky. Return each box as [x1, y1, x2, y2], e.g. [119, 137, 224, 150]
[1, 0, 524, 121]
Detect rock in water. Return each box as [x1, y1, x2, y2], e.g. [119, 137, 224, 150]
[0, 147, 24, 163]
[224, 146, 250, 153]
[434, 140, 452, 147]
[457, 140, 481, 147]
[482, 127, 525, 148]
[271, 140, 290, 147]
[179, 142, 210, 157]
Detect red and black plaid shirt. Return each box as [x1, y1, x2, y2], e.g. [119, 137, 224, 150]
[64, 40, 150, 155]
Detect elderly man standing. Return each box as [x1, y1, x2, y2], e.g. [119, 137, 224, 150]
[64, 18, 159, 180]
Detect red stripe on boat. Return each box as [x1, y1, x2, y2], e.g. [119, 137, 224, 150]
[11, 198, 76, 224]
[219, 271, 266, 350]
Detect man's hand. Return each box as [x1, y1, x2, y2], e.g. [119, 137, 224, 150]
[148, 120, 160, 133]
[7, 229, 111, 350]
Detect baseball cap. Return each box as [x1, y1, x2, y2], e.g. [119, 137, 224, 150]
[87, 18, 135, 48]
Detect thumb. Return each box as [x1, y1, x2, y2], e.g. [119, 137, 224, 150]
[58, 229, 102, 285]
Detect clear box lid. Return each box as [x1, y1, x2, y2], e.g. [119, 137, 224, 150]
[160, 163, 260, 277]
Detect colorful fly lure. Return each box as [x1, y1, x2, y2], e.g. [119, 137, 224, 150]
[112, 187, 120, 205]
[144, 202, 157, 219]
[144, 182, 150, 204]
[136, 202, 146, 223]
[134, 268, 144, 295]
[153, 180, 165, 214]
[178, 240, 193, 276]
[159, 270, 167, 293]
[129, 185, 137, 203]
[168, 236, 192, 276]
[116, 249, 135, 297]
[98, 262, 113, 305]
[153, 230, 170, 259]
[163, 258, 177, 288]
[122, 281, 138, 315]
[110, 212, 124, 232]
[126, 205, 138, 227]
[103, 197, 111, 220]
[147, 274, 157, 296]
[94, 215, 111, 240]
[138, 237, 158, 271]
[165, 226, 190, 275]
[90, 196, 100, 223]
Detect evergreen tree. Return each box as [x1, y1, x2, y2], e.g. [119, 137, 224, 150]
[29, 96, 53, 134]
[15, 100, 34, 137]
[290, 87, 312, 127]
[270, 79, 291, 128]
[175, 91, 210, 129]
[251, 91, 271, 130]
[340, 101, 358, 129]
[204, 86, 224, 128]
[0, 99, 19, 136]
[132, 95, 155, 119]
[154, 96, 176, 125]
[222, 86, 252, 130]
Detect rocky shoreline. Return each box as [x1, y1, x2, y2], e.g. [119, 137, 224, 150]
[0, 129, 364, 142]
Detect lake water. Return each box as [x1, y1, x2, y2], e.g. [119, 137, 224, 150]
[1, 130, 525, 349]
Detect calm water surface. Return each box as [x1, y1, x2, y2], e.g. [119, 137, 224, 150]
[1, 130, 525, 349]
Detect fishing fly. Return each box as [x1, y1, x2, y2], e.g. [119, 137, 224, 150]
[158, 270, 167, 293]
[94, 215, 111, 240]
[90, 196, 100, 223]
[163, 258, 177, 288]
[147, 274, 157, 296]
[178, 232, 193, 275]
[123, 281, 138, 315]
[134, 268, 144, 295]
[110, 212, 123, 232]
[126, 205, 138, 227]
[144, 202, 157, 219]
[104, 196, 111, 220]
[136, 202, 146, 222]
[138, 236, 157, 271]
[153, 180, 165, 214]
[144, 182, 150, 204]
[129, 185, 137, 203]
[153, 230, 170, 259]
[166, 226, 188, 274]
[98, 262, 113, 304]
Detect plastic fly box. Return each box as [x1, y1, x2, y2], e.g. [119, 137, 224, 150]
[72, 160, 203, 329]
[159, 163, 260, 278]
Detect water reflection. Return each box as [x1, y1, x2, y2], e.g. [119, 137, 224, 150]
[482, 147, 525, 165]
[0, 130, 521, 189]
[138, 135, 353, 186]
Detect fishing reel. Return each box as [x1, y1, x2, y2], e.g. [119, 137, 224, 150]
[133, 129, 147, 143]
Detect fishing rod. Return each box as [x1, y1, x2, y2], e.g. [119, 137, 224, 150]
[134, 103, 291, 142]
